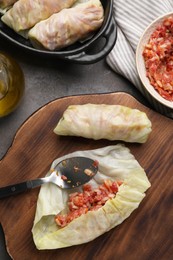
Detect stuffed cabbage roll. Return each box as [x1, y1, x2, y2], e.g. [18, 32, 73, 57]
[54, 104, 152, 143]
[28, 0, 104, 50]
[32, 145, 151, 249]
[1, 0, 77, 37]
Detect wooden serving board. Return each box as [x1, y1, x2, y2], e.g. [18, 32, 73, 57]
[0, 93, 173, 260]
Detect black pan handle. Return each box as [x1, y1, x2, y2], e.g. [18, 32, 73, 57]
[63, 17, 117, 64]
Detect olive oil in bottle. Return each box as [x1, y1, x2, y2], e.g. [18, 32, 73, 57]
[0, 53, 25, 117]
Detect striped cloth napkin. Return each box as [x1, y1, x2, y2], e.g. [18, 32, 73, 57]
[106, 0, 173, 118]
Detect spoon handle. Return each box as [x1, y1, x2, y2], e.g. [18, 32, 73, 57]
[0, 178, 46, 199]
[0, 181, 32, 199]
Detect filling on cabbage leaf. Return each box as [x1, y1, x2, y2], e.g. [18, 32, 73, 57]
[55, 179, 123, 227]
[32, 144, 151, 250]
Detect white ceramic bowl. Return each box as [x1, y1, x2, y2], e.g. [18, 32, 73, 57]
[136, 12, 173, 109]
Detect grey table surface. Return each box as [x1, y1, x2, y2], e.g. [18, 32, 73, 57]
[0, 37, 151, 260]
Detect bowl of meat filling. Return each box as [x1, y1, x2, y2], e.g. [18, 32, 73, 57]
[136, 12, 173, 109]
[0, 0, 117, 64]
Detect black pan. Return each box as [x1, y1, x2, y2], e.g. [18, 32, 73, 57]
[0, 0, 117, 64]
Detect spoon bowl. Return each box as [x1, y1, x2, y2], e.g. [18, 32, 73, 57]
[0, 157, 99, 198]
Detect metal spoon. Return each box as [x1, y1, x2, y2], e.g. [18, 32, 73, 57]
[0, 157, 98, 199]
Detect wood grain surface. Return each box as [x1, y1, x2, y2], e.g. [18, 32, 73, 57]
[0, 92, 172, 260]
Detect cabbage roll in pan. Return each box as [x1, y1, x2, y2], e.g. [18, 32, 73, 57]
[1, 0, 77, 37]
[54, 104, 152, 143]
[28, 0, 104, 51]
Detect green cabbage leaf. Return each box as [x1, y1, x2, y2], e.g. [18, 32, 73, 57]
[32, 144, 151, 250]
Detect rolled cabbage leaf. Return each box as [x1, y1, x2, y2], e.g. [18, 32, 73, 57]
[28, 0, 104, 50]
[1, 0, 77, 37]
[54, 104, 152, 143]
[32, 144, 151, 250]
